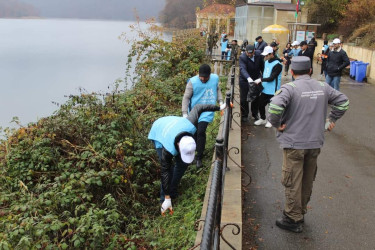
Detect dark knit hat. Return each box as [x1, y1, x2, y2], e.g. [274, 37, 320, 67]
[199, 64, 211, 78]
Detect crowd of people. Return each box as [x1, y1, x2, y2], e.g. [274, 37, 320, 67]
[147, 31, 350, 236]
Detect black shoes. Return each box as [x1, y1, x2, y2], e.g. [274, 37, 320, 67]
[241, 117, 249, 123]
[196, 159, 203, 169]
[276, 214, 303, 233]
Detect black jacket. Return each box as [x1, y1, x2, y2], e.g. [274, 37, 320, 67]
[239, 50, 264, 83]
[298, 48, 314, 67]
[326, 49, 350, 77]
[255, 40, 267, 53]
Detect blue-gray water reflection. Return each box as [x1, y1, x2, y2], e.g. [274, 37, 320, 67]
[0, 18, 165, 129]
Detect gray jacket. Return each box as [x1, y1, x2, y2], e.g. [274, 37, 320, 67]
[268, 75, 349, 149]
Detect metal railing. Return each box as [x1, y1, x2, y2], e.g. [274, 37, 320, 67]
[198, 64, 238, 250]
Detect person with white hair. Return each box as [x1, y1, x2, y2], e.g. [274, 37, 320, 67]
[325, 38, 350, 90]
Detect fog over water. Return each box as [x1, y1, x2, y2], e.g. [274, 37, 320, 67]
[0, 18, 149, 129]
[18, 0, 166, 20]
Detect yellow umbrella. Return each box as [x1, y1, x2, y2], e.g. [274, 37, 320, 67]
[262, 24, 289, 34]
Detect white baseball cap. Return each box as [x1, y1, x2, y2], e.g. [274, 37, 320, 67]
[179, 136, 196, 164]
[261, 46, 274, 56]
[291, 41, 300, 46]
[332, 38, 341, 44]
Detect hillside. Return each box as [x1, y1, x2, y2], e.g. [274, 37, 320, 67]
[0, 0, 38, 18]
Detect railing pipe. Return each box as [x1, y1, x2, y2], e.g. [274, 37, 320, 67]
[201, 138, 224, 250]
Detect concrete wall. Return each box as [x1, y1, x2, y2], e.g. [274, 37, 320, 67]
[317, 39, 375, 83]
[274, 9, 296, 53]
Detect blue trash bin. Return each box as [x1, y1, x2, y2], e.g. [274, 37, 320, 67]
[355, 62, 369, 82]
[350, 60, 360, 79]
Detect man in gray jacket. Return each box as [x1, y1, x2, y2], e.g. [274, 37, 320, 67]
[268, 56, 349, 233]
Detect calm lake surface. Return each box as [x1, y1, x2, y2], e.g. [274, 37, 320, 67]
[0, 18, 152, 129]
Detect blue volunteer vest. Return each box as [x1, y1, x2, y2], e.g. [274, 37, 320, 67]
[221, 39, 228, 52]
[190, 74, 219, 123]
[262, 60, 282, 95]
[148, 116, 196, 156]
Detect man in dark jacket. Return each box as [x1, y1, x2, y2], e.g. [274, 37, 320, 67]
[325, 38, 350, 90]
[148, 104, 221, 215]
[298, 41, 314, 73]
[255, 36, 267, 53]
[239, 44, 264, 122]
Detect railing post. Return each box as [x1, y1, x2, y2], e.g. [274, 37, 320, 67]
[201, 138, 224, 250]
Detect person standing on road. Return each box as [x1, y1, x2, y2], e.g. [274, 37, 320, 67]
[255, 36, 267, 53]
[308, 37, 317, 57]
[182, 64, 225, 169]
[149, 104, 221, 215]
[239, 44, 264, 122]
[283, 42, 292, 76]
[320, 40, 329, 77]
[253, 46, 282, 128]
[298, 41, 314, 73]
[325, 38, 350, 91]
[268, 56, 349, 233]
[221, 35, 229, 60]
[230, 39, 239, 62]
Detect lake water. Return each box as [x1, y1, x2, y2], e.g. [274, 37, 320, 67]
[0, 18, 159, 129]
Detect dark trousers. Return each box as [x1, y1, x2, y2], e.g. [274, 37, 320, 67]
[221, 51, 227, 60]
[250, 95, 260, 119]
[157, 148, 188, 203]
[258, 93, 273, 120]
[195, 121, 209, 160]
[239, 81, 249, 118]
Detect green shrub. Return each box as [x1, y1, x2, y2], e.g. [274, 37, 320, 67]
[0, 21, 225, 249]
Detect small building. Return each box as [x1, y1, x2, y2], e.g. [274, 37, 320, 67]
[235, 0, 309, 46]
[196, 4, 235, 35]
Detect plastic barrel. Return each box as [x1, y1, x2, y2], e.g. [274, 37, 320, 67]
[350, 60, 359, 78]
[355, 62, 369, 82]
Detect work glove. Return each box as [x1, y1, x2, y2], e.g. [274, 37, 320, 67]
[219, 101, 226, 110]
[247, 77, 253, 83]
[161, 198, 173, 215]
[183, 113, 188, 118]
[254, 78, 262, 84]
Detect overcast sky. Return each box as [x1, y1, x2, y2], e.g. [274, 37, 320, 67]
[19, 0, 166, 20]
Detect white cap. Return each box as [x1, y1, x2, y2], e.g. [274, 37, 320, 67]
[291, 41, 300, 46]
[261, 46, 274, 56]
[332, 38, 341, 44]
[179, 136, 196, 164]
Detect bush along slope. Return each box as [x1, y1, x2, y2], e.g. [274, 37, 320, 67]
[0, 22, 222, 249]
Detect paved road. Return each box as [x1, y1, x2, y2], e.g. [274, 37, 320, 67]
[242, 63, 375, 249]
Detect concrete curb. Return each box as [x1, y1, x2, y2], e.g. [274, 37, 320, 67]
[194, 67, 242, 249]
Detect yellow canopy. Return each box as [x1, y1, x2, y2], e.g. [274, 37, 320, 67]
[262, 24, 289, 34]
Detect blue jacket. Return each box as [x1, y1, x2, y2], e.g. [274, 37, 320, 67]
[288, 48, 301, 57]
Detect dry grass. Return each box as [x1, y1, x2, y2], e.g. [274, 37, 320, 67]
[348, 23, 375, 49]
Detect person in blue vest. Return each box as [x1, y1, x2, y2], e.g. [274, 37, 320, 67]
[221, 35, 229, 59]
[253, 46, 282, 128]
[148, 104, 220, 215]
[182, 64, 225, 169]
